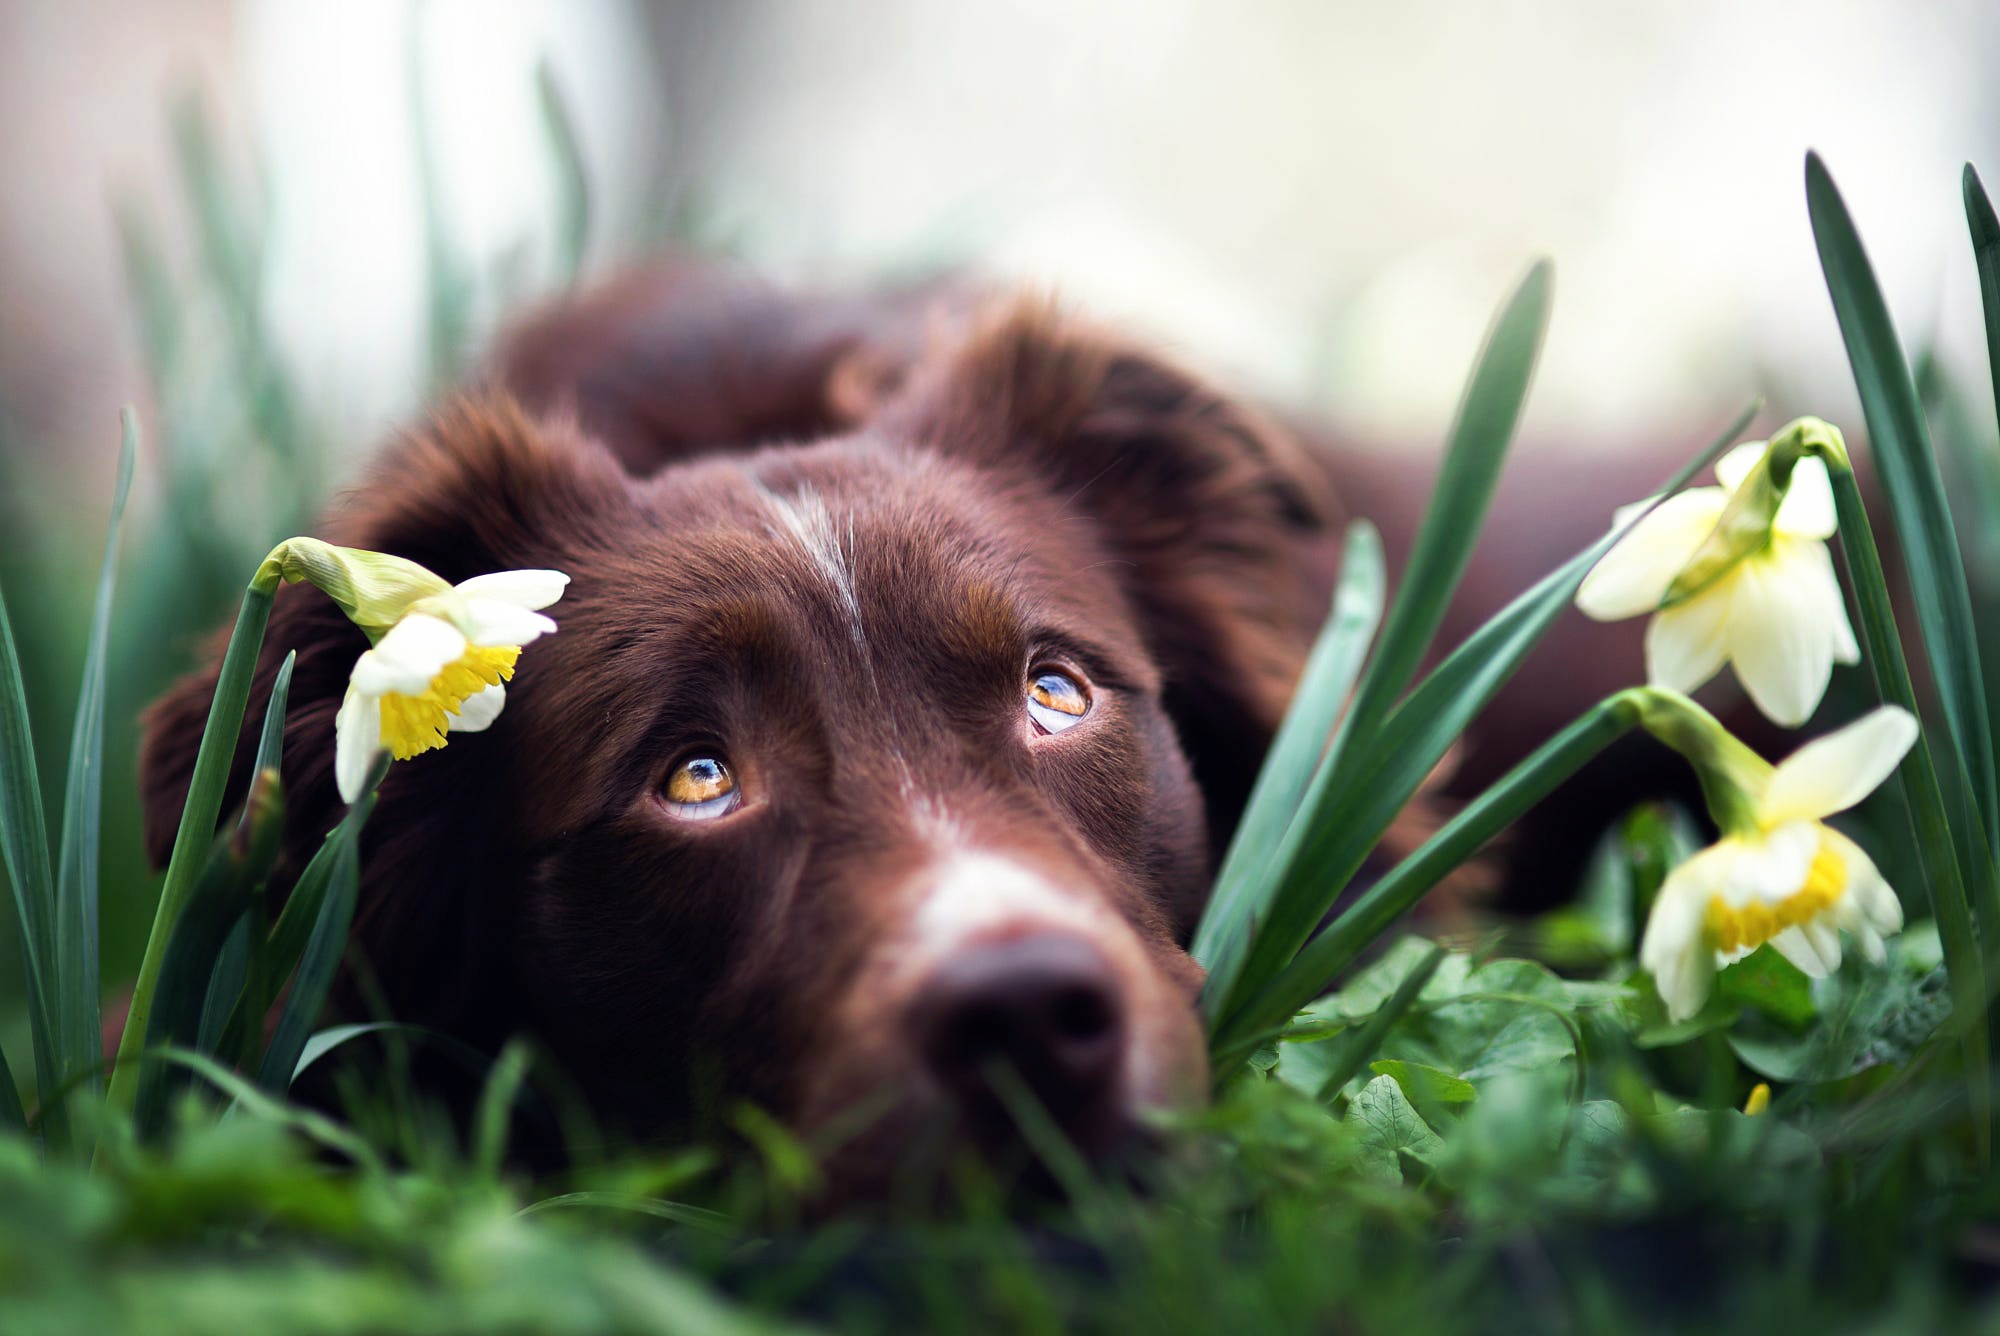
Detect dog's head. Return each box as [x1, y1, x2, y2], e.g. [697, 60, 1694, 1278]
[141, 298, 1336, 1195]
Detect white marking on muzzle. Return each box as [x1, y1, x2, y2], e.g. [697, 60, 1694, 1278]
[912, 851, 1104, 956]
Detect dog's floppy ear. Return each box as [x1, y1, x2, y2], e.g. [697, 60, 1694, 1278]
[139, 395, 630, 1032]
[887, 300, 1344, 850]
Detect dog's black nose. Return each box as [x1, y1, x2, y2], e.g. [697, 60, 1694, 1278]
[910, 933, 1126, 1148]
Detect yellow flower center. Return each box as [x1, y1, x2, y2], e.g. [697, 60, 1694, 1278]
[377, 645, 519, 760]
[1703, 836, 1845, 956]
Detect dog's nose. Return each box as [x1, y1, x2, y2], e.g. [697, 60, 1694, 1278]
[909, 932, 1126, 1144]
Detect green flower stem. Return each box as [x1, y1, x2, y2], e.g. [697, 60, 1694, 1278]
[1826, 464, 1990, 1156]
[101, 575, 277, 1129]
[1213, 691, 1645, 1067]
[1625, 691, 1770, 837]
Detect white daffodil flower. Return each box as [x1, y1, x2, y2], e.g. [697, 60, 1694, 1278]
[331, 568, 569, 803]
[1639, 705, 1915, 1022]
[1576, 438, 1858, 728]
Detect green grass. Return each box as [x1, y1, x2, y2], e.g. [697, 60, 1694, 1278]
[2, 73, 1999, 1332]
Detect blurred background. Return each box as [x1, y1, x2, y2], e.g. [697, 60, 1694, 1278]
[3, 0, 1999, 1000]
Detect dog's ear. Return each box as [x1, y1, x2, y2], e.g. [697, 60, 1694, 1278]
[139, 395, 631, 1033]
[886, 300, 1344, 850]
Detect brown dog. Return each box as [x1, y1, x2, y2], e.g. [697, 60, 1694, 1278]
[141, 261, 1360, 1193]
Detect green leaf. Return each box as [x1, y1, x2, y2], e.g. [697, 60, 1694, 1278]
[1715, 944, 1817, 1030]
[259, 789, 376, 1092]
[1728, 932, 1950, 1083]
[1368, 1059, 1477, 1128]
[52, 409, 137, 1136]
[1196, 521, 1385, 1009]
[1381, 959, 1580, 1084]
[1813, 152, 1998, 901]
[1344, 1073, 1443, 1184]
[0, 581, 59, 1151]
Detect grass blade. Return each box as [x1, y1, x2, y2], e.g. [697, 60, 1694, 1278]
[1342, 259, 1552, 746]
[0, 582, 60, 1150]
[52, 410, 137, 1133]
[258, 787, 377, 1093]
[1810, 153, 1998, 877]
[1194, 521, 1385, 1004]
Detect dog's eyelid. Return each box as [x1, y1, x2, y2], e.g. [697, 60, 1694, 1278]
[1023, 631, 1127, 692]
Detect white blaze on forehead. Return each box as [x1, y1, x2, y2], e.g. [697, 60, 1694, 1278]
[914, 851, 1103, 953]
[751, 479, 865, 647]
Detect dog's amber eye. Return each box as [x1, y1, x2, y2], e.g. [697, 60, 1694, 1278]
[663, 755, 740, 820]
[1026, 669, 1090, 735]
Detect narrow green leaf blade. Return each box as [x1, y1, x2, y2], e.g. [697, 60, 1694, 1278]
[0, 1037, 25, 1134]
[0, 581, 60, 1149]
[1810, 152, 1998, 863]
[1344, 259, 1552, 743]
[53, 409, 138, 1124]
[259, 789, 376, 1092]
[1194, 521, 1385, 998]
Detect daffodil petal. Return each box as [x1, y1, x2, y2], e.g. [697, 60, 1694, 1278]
[334, 687, 382, 805]
[1715, 444, 1838, 541]
[1644, 587, 1731, 694]
[1575, 488, 1730, 621]
[1769, 921, 1843, 978]
[1774, 456, 1838, 539]
[454, 569, 570, 610]
[1760, 705, 1919, 825]
[449, 681, 506, 733]
[1640, 857, 1722, 1022]
[1726, 550, 1836, 728]
[1714, 442, 1767, 492]
[355, 614, 468, 696]
[464, 599, 559, 648]
[1726, 823, 1821, 906]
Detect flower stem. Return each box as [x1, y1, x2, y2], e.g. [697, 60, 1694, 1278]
[100, 578, 276, 1136]
[1826, 463, 1991, 1160]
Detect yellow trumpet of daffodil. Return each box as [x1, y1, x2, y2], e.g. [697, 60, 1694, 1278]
[1576, 418, 1858, 728]
[255, 538, 568, 804]
[1638, 703, 1914, 1022]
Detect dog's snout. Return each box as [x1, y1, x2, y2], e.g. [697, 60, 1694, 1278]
[910, 932, 1126, 1142]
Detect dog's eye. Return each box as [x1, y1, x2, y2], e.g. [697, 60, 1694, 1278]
[1026, 669, 1091, 735]
[662, 755, 740, 820]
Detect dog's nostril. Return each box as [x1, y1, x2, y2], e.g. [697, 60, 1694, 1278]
[911, 933, 1127, 1142]
[1049, 984, 1114, 1042]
